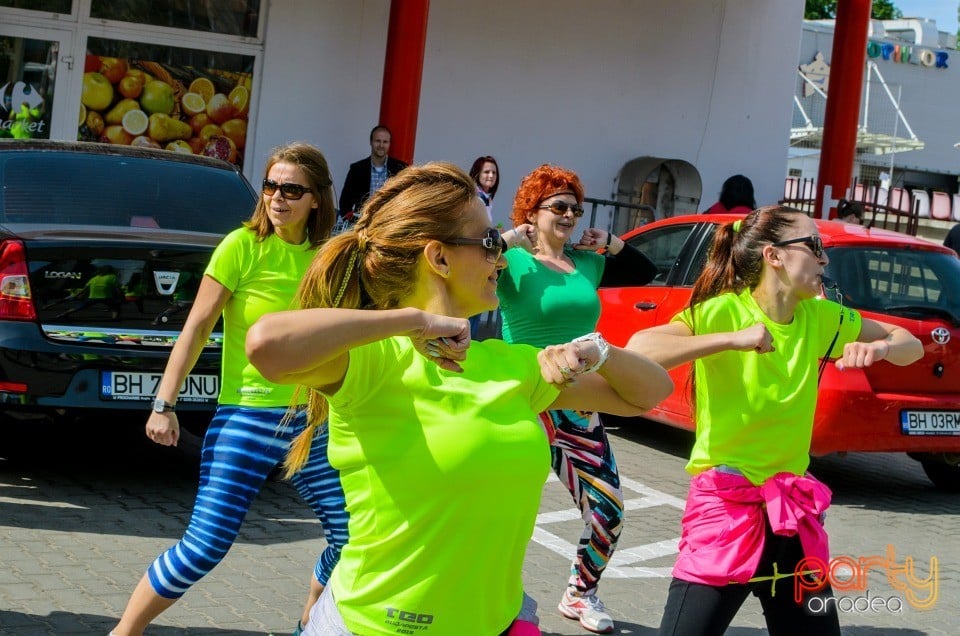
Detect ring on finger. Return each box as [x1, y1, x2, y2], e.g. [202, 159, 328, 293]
[559, 365, 572, 376]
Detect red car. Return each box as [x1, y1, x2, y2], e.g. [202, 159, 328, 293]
[597, 213, 960, 490]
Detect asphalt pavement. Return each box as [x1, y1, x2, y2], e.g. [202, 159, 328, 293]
[1, 416, 957, 635]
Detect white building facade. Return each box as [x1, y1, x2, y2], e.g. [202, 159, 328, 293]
[1, 1, 805, 229]
[791, 17, 960, 231]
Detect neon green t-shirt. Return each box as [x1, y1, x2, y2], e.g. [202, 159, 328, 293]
[326, 336, 560, 636]
[498, 247, 605, 347]
[85, 272, 118, 299]
[204, 227, 317, 407]
[675, 289, 861, 484]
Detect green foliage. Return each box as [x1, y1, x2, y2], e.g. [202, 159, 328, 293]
[804, 0, 902, 20]
[871, 0, 901, 20]
[805, 0, 837, 19]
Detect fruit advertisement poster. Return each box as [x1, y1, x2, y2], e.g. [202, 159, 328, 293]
[79, 55, 250, 168]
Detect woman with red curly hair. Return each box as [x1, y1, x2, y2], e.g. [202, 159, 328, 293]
[497, 164, 657, 634]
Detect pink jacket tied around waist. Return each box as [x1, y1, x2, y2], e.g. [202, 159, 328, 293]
[672, 468, 832, 586]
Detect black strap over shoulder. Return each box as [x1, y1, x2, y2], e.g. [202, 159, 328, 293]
[599, 243, 658, 287]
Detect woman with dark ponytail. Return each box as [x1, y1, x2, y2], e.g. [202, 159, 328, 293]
[629, 206, 922, 636]
[246, 162, 673, 636]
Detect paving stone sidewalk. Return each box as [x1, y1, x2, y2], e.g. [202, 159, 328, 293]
[1, 420, 957, 635]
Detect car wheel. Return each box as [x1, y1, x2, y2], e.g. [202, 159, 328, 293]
[911, 453, 960, 492]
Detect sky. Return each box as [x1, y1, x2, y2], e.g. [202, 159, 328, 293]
[895, 0, 958, 35]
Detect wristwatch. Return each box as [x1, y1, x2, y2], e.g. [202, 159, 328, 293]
[572, 332, 611, 374]
[152, 398, 176, 414]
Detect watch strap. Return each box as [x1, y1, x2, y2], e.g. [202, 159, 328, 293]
[572, 332, 610, 374]
[153, 398, 176, 412]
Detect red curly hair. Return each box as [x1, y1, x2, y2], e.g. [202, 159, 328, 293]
[510, 164, 585, 228]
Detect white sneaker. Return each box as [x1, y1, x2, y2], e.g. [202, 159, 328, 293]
[557, 588, 615, 634]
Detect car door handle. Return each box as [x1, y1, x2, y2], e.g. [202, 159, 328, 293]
[634, 301, 658, 311]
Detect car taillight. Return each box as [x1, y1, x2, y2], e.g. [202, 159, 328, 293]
[0, 240, 37, 321]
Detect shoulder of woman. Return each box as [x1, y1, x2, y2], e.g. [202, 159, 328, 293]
[568, 246, 604, 265]
[692, 291, 742, 317]
[222, 225, 253, 241]
[226, 226, 263, 250]
[504, 246, 535, 264]
[211, 227, 252, 258]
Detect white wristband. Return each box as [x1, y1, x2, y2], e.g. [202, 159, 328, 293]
[572, 332, 610, 374]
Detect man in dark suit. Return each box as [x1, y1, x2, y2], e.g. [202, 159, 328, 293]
[338, 125, 408, 220]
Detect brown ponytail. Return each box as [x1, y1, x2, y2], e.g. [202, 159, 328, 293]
[281, 231, 366, 477]
[684, 206, 807, 406]
[689, 205, 807, 312]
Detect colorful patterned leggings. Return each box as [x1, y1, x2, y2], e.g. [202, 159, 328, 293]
[545, 409, 623, 595]
[146, 405, 347, 599]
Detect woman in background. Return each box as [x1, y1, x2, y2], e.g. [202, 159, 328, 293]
[467, 155, 501, 337]
[470, 155, 500, 222]
[705, 174, 756, 214]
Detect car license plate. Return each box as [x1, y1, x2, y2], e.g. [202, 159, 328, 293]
[100, 371, 219, 403]
[901, 410, 960, 436]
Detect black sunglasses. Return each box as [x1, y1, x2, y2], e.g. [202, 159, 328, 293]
[262, 179, 313, 201]
[445, 227, 504, 264]
[539, 201, 585, 218]
[771, 235, 824, 259]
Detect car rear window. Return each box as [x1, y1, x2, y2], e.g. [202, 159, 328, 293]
[0, 151, 254, 235]
[825, 246, 960, 323]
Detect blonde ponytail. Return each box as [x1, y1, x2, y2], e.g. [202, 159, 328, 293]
[282, 231, 364, 476]
[281, 162, 479, 475]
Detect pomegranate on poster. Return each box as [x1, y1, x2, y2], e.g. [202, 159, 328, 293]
[202, 135, 238, 164]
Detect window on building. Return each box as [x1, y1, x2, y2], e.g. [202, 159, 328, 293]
[0, 35, 57, 139]
[90, 0, 261, 38]
[0, 0, 70, 12]
[858, 164, 882, 185]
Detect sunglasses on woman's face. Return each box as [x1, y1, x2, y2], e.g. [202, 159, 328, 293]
[771, 235, 824, 259]
[262, 179, 313, 201]
[445, 227, 504, 264]
[538, 201, 585, 218]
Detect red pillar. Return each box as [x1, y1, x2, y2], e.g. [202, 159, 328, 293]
[378, 0, 429, 165]
[814, 0, 871, 219]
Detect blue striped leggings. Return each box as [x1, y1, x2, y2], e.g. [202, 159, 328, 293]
[146, 405, 347, 599]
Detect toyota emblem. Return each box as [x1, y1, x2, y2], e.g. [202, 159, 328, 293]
[931, 327, 951, 345]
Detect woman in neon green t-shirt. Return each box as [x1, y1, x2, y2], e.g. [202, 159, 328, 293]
[113, 143, 346, 636]
[628, 206, 922, 636]
[246, 162, 674, 636]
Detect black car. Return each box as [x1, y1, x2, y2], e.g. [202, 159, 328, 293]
[0, 140, 256, 443]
